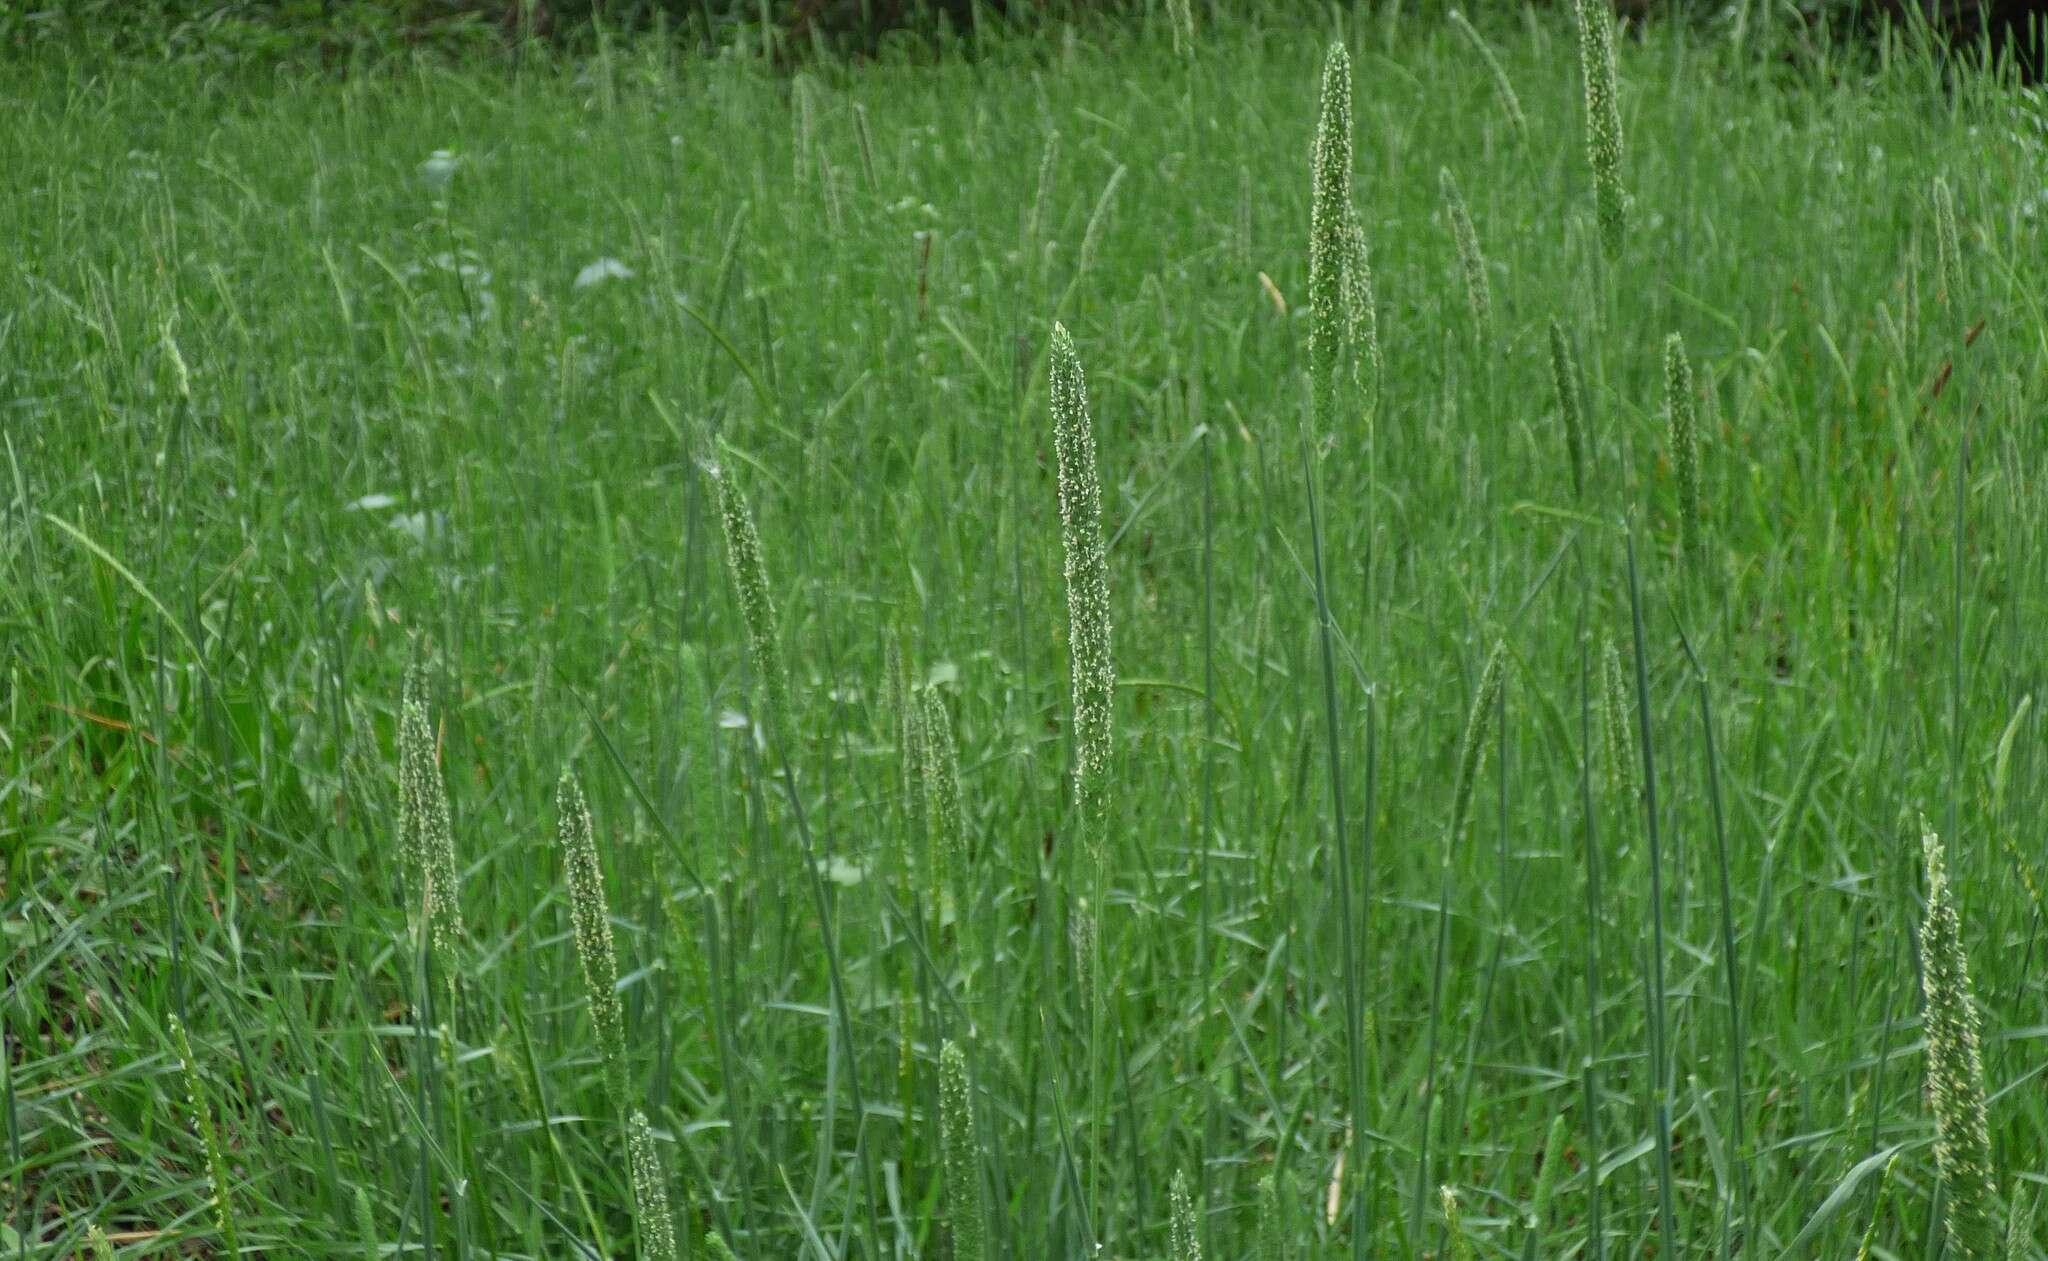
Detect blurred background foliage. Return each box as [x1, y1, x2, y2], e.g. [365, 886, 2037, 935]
[0, 0, 2042, 71]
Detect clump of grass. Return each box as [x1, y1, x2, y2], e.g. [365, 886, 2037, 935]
[399, 662, 462, 962]
[940, 1040, 986, 1261]
[1664, 333, 1702, 561]
[168, 1014, 237, 1252]
[627, 1111, 679, 1261]
[558, 772, 626, 1093]
[1920, 816, 1998, 1259]
[1448, 10, 1526, 141]
[1547, 319, 1586, 499]
[1440, 168, 1490, 336]
[1170, 1169, 1202, 1260]
[1572, 0, 1627, 254]
[1049, 322, 1115, 875]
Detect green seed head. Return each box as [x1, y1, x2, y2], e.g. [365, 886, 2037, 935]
[1664, 332, 1702, 560]
[1529, 1112, 1569, 1230]
[939, 1040, 986, 1261]
[920, 687, 966, 893]
[1170, 1169, 1203, 1261]
[1920, 817, 1999, 1259]
[1449, 10, 1527, 140]
[1440, 167, 1490, 335]
[1442, 1185, 1476, 1261]
[169, 1014, 236, 1250]
[1448, 642, 1509, 855]
[1049, 323, 1115, 873]
[709, 460, 789, 741]
[1257, 1170, 1289, 1261]
[1547, 319, 1586, 500]
[1310, 44, 1378, 425]
[399, 662, 463, 960]
[558, 772, 625, 1089]
[1599, 636, 1635, 808]
[703, 1232, 741, 1261]
[627, 1111, 679, 1261]
[1933, 176, 1962, 306]
[87, 1225, 115, 1261]
[1574, 0, 1627, 255]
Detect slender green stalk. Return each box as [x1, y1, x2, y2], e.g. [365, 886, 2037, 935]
[1624, 530, 1681, 1261]
[1307, 46, 1378, 1257]
[1415, 643, 1507, 1243]
[1920, 816, 1998, 1259]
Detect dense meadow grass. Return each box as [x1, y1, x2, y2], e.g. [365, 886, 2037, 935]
[5, 5, 2048, 1257]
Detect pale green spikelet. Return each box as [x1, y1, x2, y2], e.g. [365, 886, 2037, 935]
[168, 1014, 238, 1252]
[1528, 1112, 1568, 1230]
[708, 459, 790, 741]
[1573, 0, 1628, 255]
[1448, 10, 1526, 140]
[399, 663, 462, 960]
[920, 687, 966, 892]
[1170, 1169, 1203, 1260]
[355, 1184, 378, 1259]
[1547, 319, 1586, 499]
[1167, 0, 1194, 55]
[1448, 643, 1509, 852]
[2007, 1184, 2034, 1261]
[1934, 176, 1962, 307]
[940, 1040, 986, 1261]
[1310, 43, 1366, 431]
[627, 1110, 679, 1261]
[558, 772, 626, 1091]
[87, 1225, 115, 1261]
[1440, 168, 1490, 335]
[1665, 333, 1703, 560]
[1049, 323, 1115, 873]
[1600, 636, 1635, 806]
[1257, 1170, 1289, 1261]
[1442, 1185, 1476, 1261]
[703, 1232, 741, 1261]
[1921, 816, 1999, 1259]
[902, 682, 931, 876]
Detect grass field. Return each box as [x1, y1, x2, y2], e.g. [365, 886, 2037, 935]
[5, 5, 2048, 1257]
